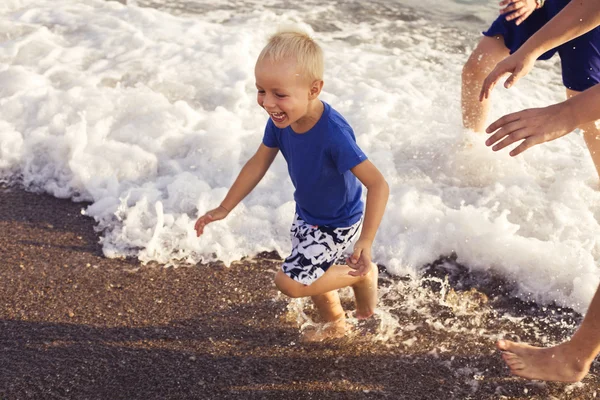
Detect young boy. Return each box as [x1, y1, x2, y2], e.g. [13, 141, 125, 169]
[195, 29, 389, 341]
[461, 0, 600, 178]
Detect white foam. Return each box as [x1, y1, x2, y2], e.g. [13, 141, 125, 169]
[1, 0, 598, 312]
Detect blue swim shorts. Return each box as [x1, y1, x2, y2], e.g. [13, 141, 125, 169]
[282, 214, 361, 285]
[484, 0, 600, 92]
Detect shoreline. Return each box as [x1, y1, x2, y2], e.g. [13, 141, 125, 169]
[1, 185, 599, 399]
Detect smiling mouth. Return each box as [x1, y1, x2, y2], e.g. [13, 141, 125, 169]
[270, 112, 286, 123]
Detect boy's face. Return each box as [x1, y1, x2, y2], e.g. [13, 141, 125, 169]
[255, 57, 323, 133]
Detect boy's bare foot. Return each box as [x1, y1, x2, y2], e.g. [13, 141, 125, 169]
[352, 264, 378, 319]
[301, 318, 347, 342]
[497, 339, 590, 383]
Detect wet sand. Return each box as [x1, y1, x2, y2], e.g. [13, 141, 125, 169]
[0, 185, 599, 399]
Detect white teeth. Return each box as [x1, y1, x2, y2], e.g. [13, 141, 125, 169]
[270, 112, 286, 121]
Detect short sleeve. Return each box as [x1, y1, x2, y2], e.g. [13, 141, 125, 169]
[330, 128, 368, 174]
[262, 120, 279, 148]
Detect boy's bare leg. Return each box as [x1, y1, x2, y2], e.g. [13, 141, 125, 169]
[567, 89, 600, 180]
[303, 291, 347, 341]
[351, 264, 378, 319]
[461, 35, 510, 132]
[275, 262, 378, 318]
[497, 283, 600, 382]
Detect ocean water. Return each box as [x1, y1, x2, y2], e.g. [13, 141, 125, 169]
[1, 0, 598, 314]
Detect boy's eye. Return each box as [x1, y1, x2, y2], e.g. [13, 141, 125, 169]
[275, 93, 287, 98]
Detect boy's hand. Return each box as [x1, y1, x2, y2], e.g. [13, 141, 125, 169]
[194, 205, 229, 237]
[500, 0, 538, 25]
[346, 239, 372, 277]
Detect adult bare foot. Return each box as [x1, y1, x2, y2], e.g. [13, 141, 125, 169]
[352, 264, 378, 319]
[301, 318, 347, 342]
[497, 339, 590, 383]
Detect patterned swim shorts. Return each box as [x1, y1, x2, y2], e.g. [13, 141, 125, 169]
[282, 214, 362, 285]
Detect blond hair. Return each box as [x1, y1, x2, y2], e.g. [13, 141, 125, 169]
[257, 28, 324, 82]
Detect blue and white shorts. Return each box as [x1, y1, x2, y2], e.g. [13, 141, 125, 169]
[282, 214, 362, 286]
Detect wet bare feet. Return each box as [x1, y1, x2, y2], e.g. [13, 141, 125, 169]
[352, 263, 378, 319]
[301, 318, 347, 342]
[497, 339, 590, 383]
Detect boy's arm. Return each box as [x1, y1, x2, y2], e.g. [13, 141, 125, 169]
[220, 144, 279, 211]
[347, 160, 389, 277]
[480, 0, 600, 99]
[195, 143, 279, 236]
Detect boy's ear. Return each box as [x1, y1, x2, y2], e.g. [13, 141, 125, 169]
[309, 80, 324, 99]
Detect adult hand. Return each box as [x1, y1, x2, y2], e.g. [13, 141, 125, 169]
[500, 0, 538, 25]
[479, 50, 536, 101]
[485, 102, 577, 156]
[346, 239, 372, 277]
[194, 205, 230, 236]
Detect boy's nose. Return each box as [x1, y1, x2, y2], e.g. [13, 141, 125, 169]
[262, 94, 276, 109]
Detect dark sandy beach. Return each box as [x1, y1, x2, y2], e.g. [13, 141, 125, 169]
[0, 185, 599, 399]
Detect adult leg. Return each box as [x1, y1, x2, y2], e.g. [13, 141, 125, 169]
[461, 35, 510, 132]
[567, 88, 600, 179]
[498, 283, 600, 382]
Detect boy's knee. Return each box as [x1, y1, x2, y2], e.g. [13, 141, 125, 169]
[362, 262, 378, 280]
[274, 270, 305, 298]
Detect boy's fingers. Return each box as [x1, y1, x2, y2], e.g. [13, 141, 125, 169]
[348, 262, 368, 276]
[346, 257, 357, 269]
[350, 248, 362, 264]
[194, 213, 217, 237]
[356, 262, 369, 277]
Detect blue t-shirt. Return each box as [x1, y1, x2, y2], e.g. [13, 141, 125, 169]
[262, 101, 366, 227]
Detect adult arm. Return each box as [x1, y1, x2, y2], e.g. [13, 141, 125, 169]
[485, 83, 600, 155]
[480, 0, 600, 100]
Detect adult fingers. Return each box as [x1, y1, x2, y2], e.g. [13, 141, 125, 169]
[485, 118, 526, 146]
[501, 1, 523, 14]
[505, 6, 528, 20]
[514, 10, 533, 25]
[504, 67, 523, 89]
[509, 134, 545, 156]
[490, 126, 528, 151]
[486, 110, 523, 133]
[480, 67, 506, 101]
